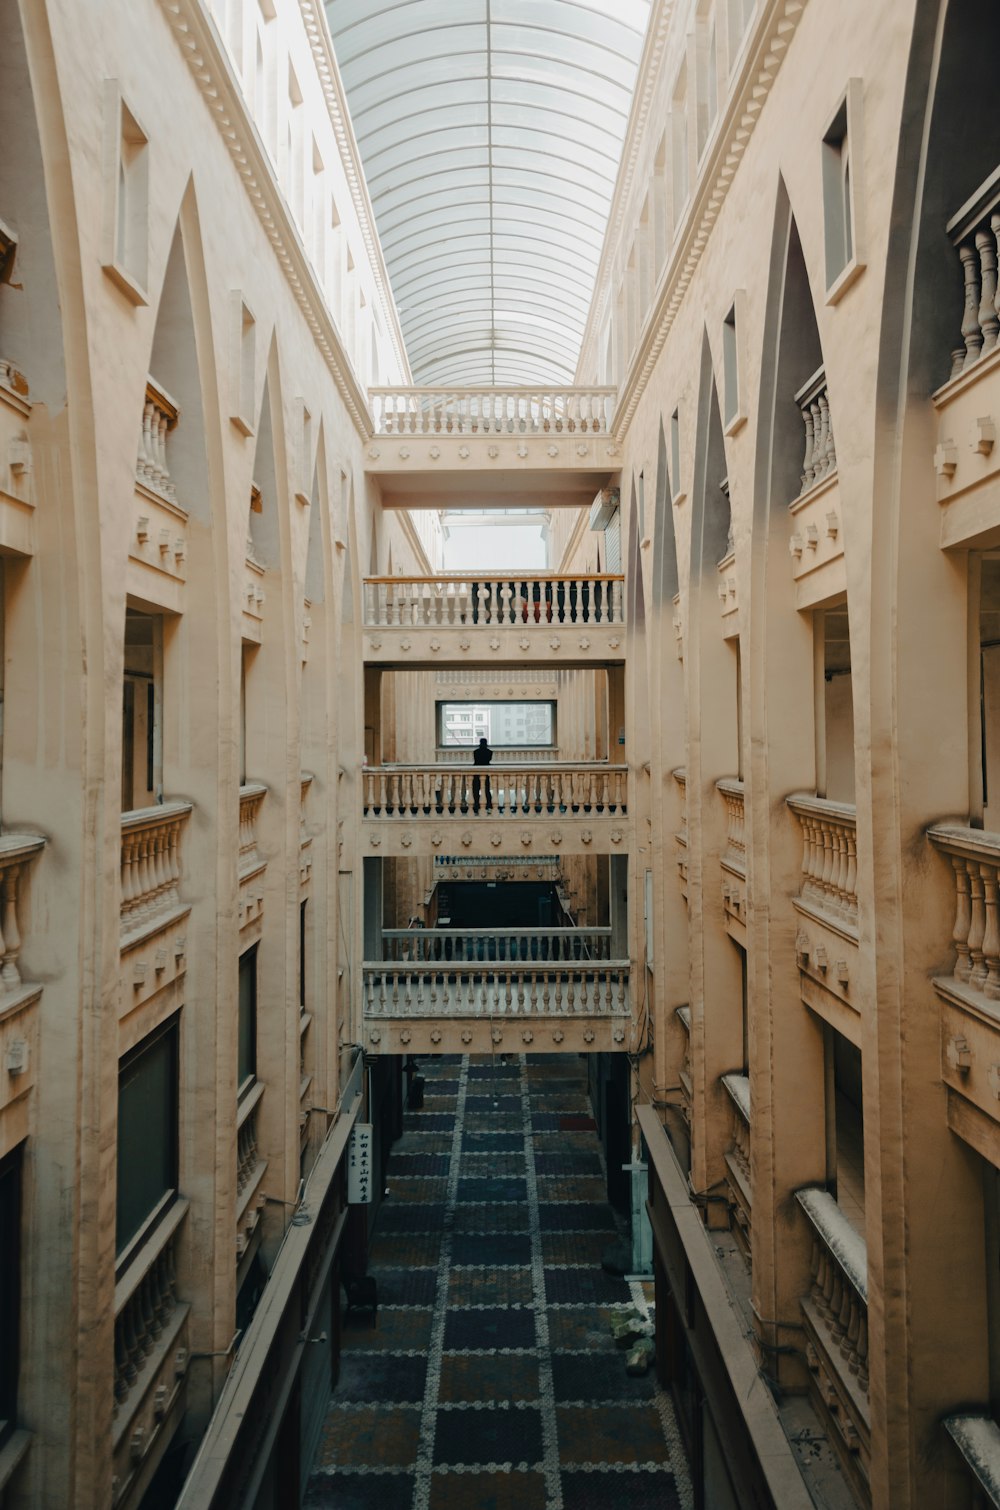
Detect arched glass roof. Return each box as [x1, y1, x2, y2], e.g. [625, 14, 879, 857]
[325, 0, 650, 385]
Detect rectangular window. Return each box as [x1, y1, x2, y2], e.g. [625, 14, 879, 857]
[670, 406, 684, 503]
[822, 80, 866, 301]
[299, 900, 307, 1012]
[230, 292, 256, 436]
[722, 291, 747, 433]
[116, 1017, 179, 1259]
[437, 701, 555, 749]
[696, 6, 719, 158]
[102, 84, 149, 305]
[0, 1146, 21, 1446]
[238, 945, 258, 1094]
[671, 65, 689, 219]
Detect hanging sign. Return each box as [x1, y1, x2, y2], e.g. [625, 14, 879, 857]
[347, 1122, 373, 1204]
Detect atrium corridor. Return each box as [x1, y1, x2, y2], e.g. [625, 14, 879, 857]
[305, 1055, 693, 1509]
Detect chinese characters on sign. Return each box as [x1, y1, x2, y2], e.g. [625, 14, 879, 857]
[347, 1122, 373, 1204]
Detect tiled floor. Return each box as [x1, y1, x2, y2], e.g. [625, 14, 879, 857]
[305, 1054, 693, 1509]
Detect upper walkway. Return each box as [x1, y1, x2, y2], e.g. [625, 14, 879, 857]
[365, 386, 619, 512]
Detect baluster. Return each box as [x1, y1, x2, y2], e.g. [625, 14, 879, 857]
[976, 227, 1000, 356]
[969, 866, 988, 989]
[0, 866, 21, 990]
[378, 770, 387, 812]
[800, 402, 815, 491]
[818, 392, 834, 477]
[982, 863, 1000, 999]
[952, 856, 973, 980]
[959, 240, 984, 370]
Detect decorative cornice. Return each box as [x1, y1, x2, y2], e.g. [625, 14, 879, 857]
[579, 0, 808, 440]
[297, 0, 412, 385]
[157, 0, 375, 439]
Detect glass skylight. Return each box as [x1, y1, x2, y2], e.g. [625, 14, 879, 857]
[325, 0, 651, 386]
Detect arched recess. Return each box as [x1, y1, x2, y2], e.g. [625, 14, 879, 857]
[856, 3, 1000, 1501]
[133, 185, 236, 1395]
[683, 333, 742, 1202]
[741, 176, 838, 1392]
[0, 6, 96, 1503]
[648, 417, 689, 1141]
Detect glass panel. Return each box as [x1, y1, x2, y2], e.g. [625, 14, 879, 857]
[438, 700, 555, 748]
[116, 1020, 178, 1255]
[238, 947, 257, 1092]
[325, 0, 651, 382]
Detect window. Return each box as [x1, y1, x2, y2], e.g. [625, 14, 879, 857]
[238, 945, 258, 1094]
[230, 292, 256, 437]
[671, 65, 689, 219]
[299, 901, 307, 1012]
[722, 292, 747, 433]
[122, 608, 162, 811]
[438, 701, 555, 749]
[977, 557, 1000, 828]
[822, 80, 866, 301]
[295, 399, 312, 505]
[696, 5, 719, 159]
[826, 1029, 864, 1234]
[0, 1146, 21, 1447]
[102, 84, 149, 304]
[815, 606, 854, 802]
[727, 0, 755, 61]
[116, 1017, 179, 1259]
[670, 406, 685, 504]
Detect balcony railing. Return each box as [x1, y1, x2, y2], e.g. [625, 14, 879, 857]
[120, 803, 192, 939]
[363, 962, 629, 1019]
[947, 175, 1000, 378]
[722, 1071, 751, 1259]
[927, 823, 1000, 999]
[362, 764, 627, 817]
[797, 1186, 870, 1474]
[363, 574, 624, 628]
[717, 777, 746, 872]
[369, 386, 616, 436]
[794, 365, 837, 496]
[787, 794, 858, 933]
[136, 377, 179, 502]
[238, 784, 266, 877]
[380, 926, 612, 964]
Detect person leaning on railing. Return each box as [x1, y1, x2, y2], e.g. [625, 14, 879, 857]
[472, 736, 493, 811]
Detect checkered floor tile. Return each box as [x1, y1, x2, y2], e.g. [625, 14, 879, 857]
[305, 1055, 693, 1509]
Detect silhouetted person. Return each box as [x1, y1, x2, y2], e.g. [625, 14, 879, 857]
[472, 736, 492, 811]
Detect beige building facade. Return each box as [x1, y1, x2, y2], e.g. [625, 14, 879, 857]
[0, 0, 998, 1506]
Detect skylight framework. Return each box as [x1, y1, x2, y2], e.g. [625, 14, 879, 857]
[325, 0, 650, 385]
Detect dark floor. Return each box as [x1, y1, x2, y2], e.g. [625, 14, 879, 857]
[305, 1054, 693, 1509]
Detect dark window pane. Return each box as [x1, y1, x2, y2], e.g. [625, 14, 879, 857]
[0, 1146, 21, 1440]
[239, 947, 257, 1091]
[116, 1020, 178, 1255]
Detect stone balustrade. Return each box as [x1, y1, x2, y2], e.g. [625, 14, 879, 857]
[797, 1186, 870, 1474]
[674, 768, 688, 899]
[795, 365, 837, 495]
[722, 1071, 751, 1258]
[369, 386, 616, 436]
[0, 357, 28, 402]
[238, 784, 267, 877]
[432, 854, 561, 881]
[112, 1203, 190, 1504]
[364, 574, 624, 629]
[927, 823, 1000, 999]
[136, 378, 179, 501]
[677, 1005, 692, 1124]
[236, 1087, 266, 1260]
[947, 175, 1000, 378]
[363, 962, 629, 1019]
[786, 794, 858, 932]
[0, 835, 43, 992]
[718, 778, 746, 872]
[433, 746, 559, 766]
[380, 926, 613, 964]
[943, 1415, 1000, 1505]
[120, 803, 192, 940]
[362, 763, 627, 817]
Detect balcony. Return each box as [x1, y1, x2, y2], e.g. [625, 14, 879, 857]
[363, 574, 625, 665]
[112, 1201, 191, 1507]
[788, 367, 843, 609]
[362, 934, 630, 1057]
[120, 804, 192, 1043]
[0, 352, 35, 559]
[238, 784, 267, 935]
[236, 1085, 266, 1269]
[674, 768, 688, 901]
[0, 834, 46, 1145]
[718, 777, 746, 941]
[796, 1187, 870, 1496]
[933, 171, 1000, 548]
[361, 762, 629, 857]
[721, 1072, 751, 1260]
[927, 823, 1000, 1156]
[787, 795, 859, 1027]
[129, 378, 188, 613]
